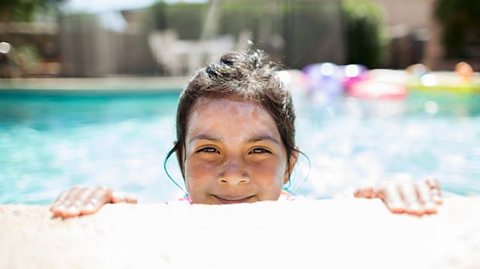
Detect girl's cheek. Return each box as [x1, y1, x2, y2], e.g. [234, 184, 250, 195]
[186, 159, 219, 181]
[253, 158, 285, 175]
[243, 162, 279, 187]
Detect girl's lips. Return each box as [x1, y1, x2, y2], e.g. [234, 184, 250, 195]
[212, 194, 255, 204]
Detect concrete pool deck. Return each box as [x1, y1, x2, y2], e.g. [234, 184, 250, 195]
[1, 71, 480, 94]
[1, 198, 480, 269]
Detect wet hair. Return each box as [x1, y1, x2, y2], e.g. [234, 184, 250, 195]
[165, 45, 297, 183]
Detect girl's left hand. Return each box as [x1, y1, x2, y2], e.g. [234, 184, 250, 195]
[354, 178, 443, 216]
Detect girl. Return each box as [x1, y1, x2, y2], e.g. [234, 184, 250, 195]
[51, 47, 442, 218]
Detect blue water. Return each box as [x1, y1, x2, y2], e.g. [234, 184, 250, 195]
[1, 90, 479, 204]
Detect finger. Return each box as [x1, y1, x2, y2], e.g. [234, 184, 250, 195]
[416, 181, 437, 214]
[50, 190, 69, 213]
[431, 189, 443, 205]
[354, 187, 375, 199]
[51, 187, 83, 218]
[426, 177, 441, 190]
[372, 186, 385, 200]
[382, 182, 406, 214]
[399, 181, 424, 216]
[111, 191, 138, 204]
[79, 186, 113, 215]
[62, 187, 95, 218]
[111, 191, 127, 203]
[426, 178, 443, 204]
[124, 193, 138, 204]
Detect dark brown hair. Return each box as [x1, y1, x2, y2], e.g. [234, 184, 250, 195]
[165, 46, 296, 181]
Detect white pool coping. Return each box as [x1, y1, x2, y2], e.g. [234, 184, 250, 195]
[1, 198, 479, 269]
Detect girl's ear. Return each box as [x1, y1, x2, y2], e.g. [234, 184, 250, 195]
[283, 148, 299, 184]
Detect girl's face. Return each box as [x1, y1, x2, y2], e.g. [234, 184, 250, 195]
[184, 96, 294, 204]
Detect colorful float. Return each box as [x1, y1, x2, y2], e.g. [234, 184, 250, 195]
[302, 61, 479, 100]
[345, 68, 408, 100]
[406, 62, 480, 94]
[303, 62, 408, 100]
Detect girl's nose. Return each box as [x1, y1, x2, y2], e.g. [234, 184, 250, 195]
[219, 176, 250, 186]
[218, 160, 250, 185]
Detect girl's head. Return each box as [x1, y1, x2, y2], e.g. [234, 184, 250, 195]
[167, 47, 298, 204]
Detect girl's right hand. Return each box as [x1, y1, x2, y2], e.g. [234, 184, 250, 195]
[50, 186, 137, 218]
[354, 178, 442, 216]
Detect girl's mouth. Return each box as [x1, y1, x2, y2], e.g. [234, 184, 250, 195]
[212, 194, 255, 204]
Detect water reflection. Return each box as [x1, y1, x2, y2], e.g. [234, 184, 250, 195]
[0, 90, 479, 204]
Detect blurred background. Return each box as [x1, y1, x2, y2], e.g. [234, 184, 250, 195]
[1, 0, 479, 77]
[1, 0, 479, 204]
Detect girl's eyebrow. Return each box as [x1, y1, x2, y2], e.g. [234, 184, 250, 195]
[248, 135, 281, 145]
[188, 134, 281, 145]
[188, 134, 222, 143]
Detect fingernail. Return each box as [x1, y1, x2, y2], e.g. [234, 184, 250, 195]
[388, 202, 405, 213]
[408, 203, 424, 216]
[85, 203, 95, 212]
[52, 205, 65, 215]
[67, 205, 78, 214]
[433, 196, 443, 204]
[424, 202, 437, 213]
[409, 203, 420, 210]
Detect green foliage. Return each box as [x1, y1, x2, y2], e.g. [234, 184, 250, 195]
[147, 0, 388, 68]
[150, 1, 207, 39]
[342, 0, 387, 68]
[434, 0, 480, 58]
[150, 1, 168, 30]
[217, 1, 264, 40]
[0, 0, 65, 22]
[14, 44, 41, 72]
[149, 0, 265, 42]
[0, 44, 41, 77]
[148, 0, 347, 68]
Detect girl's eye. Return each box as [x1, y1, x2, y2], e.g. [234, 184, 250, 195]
[197, 147, 219, 154]
[250, 148, 271, 154]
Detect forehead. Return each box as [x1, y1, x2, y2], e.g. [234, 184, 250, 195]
[187, 96, 280, 138]
[192, 95, 262, 114]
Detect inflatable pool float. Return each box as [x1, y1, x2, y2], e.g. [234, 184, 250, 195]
[407, 62, 480, 94]
[303, 62, 345, 98]
[346, 69, 408, 100]
[407, 72, 480, 94]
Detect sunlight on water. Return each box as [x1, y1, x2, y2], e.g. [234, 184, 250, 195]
[293, 91, 480, 198]
[0, 90, 479, 204]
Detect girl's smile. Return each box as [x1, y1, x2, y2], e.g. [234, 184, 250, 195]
[184, 96, 293, 204]
[211, 194, 256, 204]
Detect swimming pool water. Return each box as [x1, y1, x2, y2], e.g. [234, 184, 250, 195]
[1, 90, 479, 204]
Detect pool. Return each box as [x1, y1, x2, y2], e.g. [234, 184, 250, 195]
[1, 89, 480, 204]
